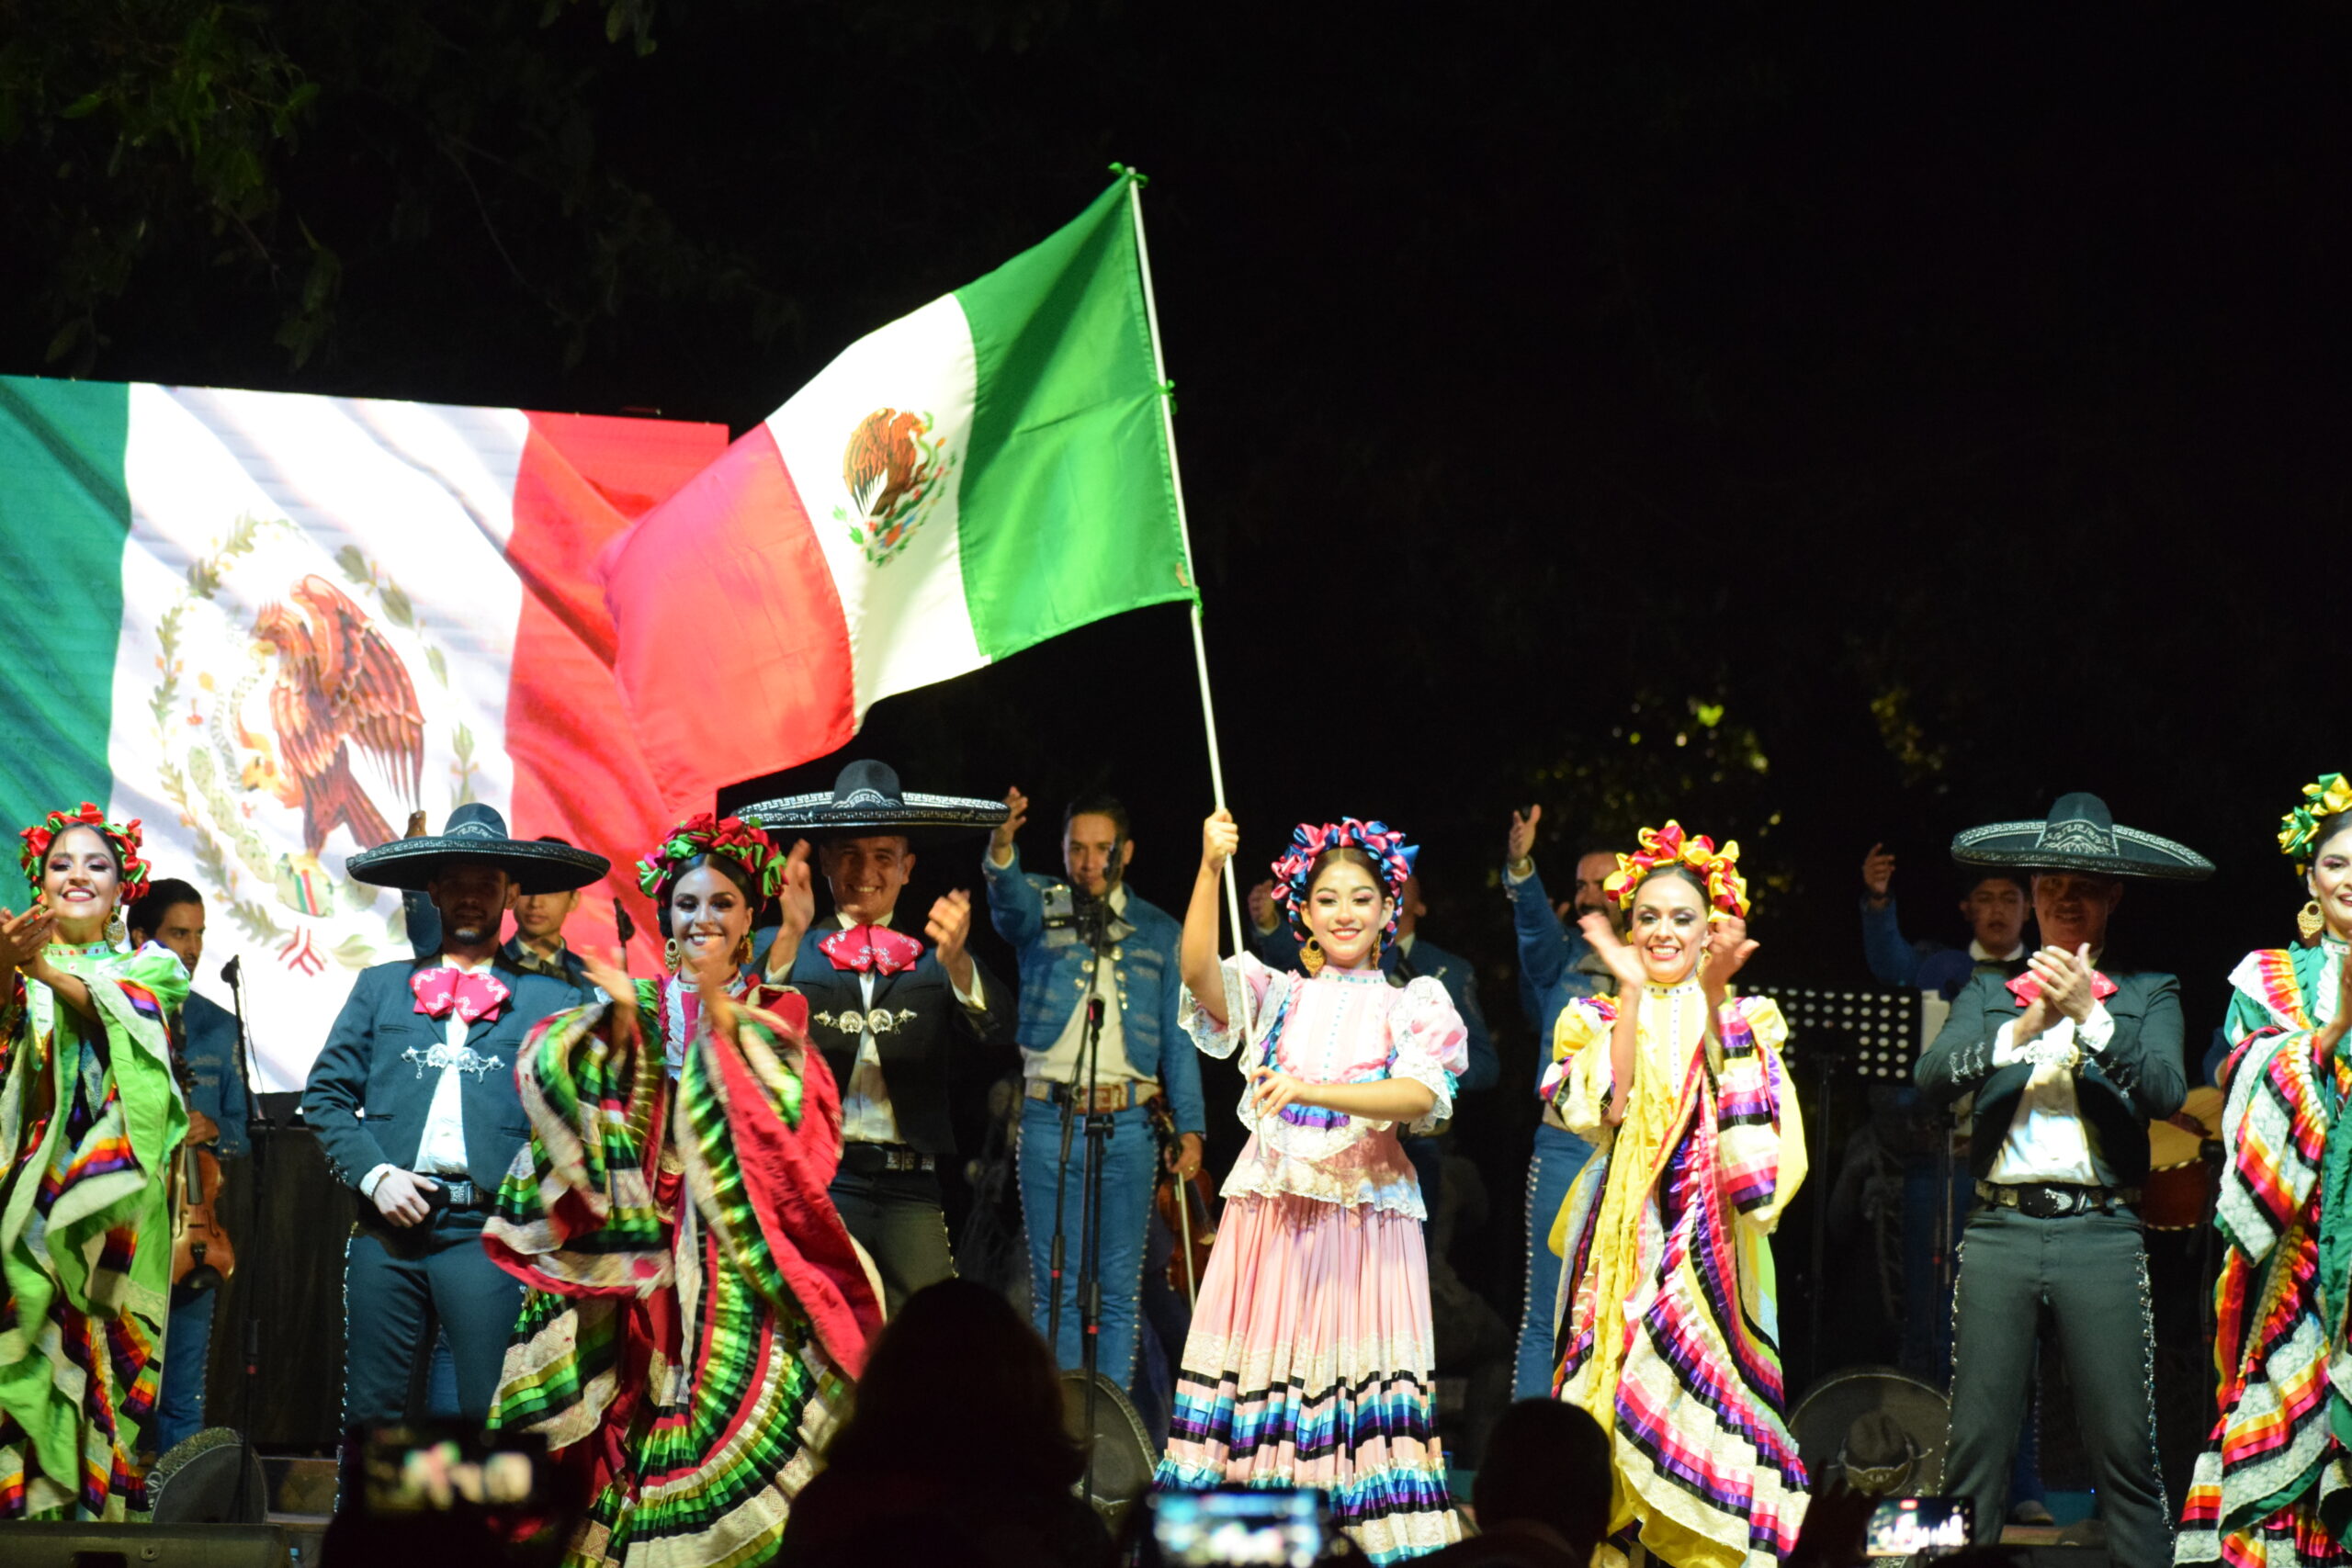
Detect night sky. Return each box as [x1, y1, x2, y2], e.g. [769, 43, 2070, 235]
[6, 6, 2342, 1380]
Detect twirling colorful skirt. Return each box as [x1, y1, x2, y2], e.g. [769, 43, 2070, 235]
[487, 981, 876, 1568]
[1155, 1193, 1460, 1562]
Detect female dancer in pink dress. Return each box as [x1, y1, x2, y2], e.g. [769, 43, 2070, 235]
[1156, 810, 1465, 1562]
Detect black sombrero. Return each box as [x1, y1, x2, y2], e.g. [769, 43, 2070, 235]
[1951, 792, 2213, 883]
[738, 759, 1005, 846]
[345, 803, 611, 895]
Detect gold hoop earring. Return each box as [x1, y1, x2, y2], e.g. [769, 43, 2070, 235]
[106, 911, 126, 946]
[663, 937, 683, 975]
[733, 933, 753, 968]
[1300, 937, 1325, 976]
[2300, 899, 2326, 943]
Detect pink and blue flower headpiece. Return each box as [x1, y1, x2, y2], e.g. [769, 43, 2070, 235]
[1269, 818, 1418, 939]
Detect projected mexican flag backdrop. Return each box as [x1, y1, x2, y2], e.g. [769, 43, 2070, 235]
[0, 378, 725, 1088]
[602, 169, 1199, 811]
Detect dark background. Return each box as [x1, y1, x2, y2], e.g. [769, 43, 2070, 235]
[6, 3, 2341, 1401]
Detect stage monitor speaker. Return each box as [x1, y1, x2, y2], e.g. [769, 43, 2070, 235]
[1061, 1368, 1156, 1536]
[150, 1427, 270, 1524]
[0, 1521, 289, 1568]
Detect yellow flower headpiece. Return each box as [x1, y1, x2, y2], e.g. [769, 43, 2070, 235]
[1605, 820, 1749, 920]
[2279, 773, 2352, 873]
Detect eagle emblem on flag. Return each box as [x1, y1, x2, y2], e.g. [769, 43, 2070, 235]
[836, 407, 952, 567]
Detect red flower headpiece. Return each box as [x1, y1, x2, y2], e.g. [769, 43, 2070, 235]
[1270, 818, 1419, 940]
[19, 802, 150, 902]
[637, 812, 787, 904]
[1605, 820, 1748, 920]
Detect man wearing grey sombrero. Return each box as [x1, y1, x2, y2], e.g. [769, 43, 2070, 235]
[1917, 792, 2206, 1563]
[739, 760, 1014, 1312]
[302, 804, 606, 1427]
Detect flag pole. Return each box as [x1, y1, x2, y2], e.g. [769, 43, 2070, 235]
[1125, 168, 1247, 955]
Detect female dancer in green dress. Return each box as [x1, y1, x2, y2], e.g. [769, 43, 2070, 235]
[0, 803, 188, 1518]
[485, 812, 879, 1567]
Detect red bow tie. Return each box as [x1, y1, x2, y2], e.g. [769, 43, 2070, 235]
[412, 964, 511, 1025]
[820, 924, 923, 976]
[2006, 967, 2119, 1010]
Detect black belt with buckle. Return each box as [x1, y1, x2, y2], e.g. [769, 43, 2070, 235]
[840, 1142, 936, 1175]
[430, 1177, 492, 1213]
[1975, 1179, 2140, 1219]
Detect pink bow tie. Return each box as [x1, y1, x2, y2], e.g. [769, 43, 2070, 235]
[2006, 968, 2118, 1010]
[819, 924, 922, 976]
[412, 965, 511, 1025]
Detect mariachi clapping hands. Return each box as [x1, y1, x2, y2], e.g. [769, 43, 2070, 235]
[1201, 809, 1238, 871]
[926, 888, 973, 958]
[2028, 942, 2099, 1024]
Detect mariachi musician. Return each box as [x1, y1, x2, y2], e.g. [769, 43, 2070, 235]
[740, 760, 1016, 1314]
[130, 878, 249, 1455]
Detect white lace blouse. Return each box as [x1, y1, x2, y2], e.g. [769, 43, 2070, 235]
[1180, 952, 1469, 1220]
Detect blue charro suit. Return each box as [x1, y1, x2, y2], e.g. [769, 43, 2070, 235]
[982, 851, 1205, 1382]
[304, 953, 594, 1425]
[1502, 861, 1603, 1399]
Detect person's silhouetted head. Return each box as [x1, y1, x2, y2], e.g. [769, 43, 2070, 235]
[820, 1279, 1084, 1492]
[1474, 1400, 1611, 1559]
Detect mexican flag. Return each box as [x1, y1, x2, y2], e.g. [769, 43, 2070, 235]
[602, 168, 1199, 809]
[0, 378, 725, 1089]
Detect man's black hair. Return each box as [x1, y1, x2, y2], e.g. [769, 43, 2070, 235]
[1063, 793, 1132, 842]
[1962, 869, 2030, 898]
[127, 877, 203, 940]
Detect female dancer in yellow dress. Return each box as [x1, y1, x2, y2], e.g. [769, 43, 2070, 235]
[1544, 823, 1808, 1568]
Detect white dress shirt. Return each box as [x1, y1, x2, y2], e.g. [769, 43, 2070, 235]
[837, 910, 986, 1145]
[1985, 1000, 2116, 1186]
[1028, 884, 1152, 1090]
[359, 952, 500, 1199]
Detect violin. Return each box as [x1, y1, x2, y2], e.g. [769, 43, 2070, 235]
[171, 1137, 234, 1303]
[168, 1030, 234, 1304]
[1147, 1098, 1217, 1303]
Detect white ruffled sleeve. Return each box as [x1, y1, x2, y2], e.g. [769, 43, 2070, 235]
[1179, 951, 1289, 1061]
[1387, 976, 1469, 1134]
[1544, 997, 1619, 1138]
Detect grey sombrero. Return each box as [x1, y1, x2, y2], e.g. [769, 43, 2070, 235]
[1951, 792, 2213, 883]
[345, 802, 611, 895]
[738, 759, 1005, 845]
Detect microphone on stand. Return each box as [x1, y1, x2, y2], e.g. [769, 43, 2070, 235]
[221, 954, 270, 1132]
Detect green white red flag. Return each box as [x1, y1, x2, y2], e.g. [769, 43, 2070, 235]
[0, 378, 723, 1087]
[601, 168, 1198, 810]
